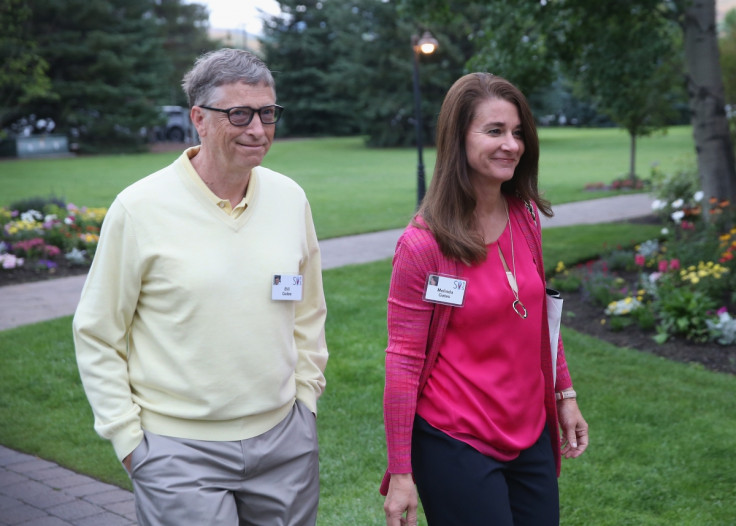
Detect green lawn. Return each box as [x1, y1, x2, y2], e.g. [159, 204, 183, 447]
[0, 127, 694, 239]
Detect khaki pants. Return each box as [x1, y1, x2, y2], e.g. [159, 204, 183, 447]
[128, 400, 319, 526]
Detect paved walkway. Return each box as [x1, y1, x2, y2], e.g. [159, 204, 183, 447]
[0, 193, 654, 525]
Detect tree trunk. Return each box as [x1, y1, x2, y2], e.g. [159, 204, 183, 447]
[682, 0, 736, 206]
[629, 131, 637, 181]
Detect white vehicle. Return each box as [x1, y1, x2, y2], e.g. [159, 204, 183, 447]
[158, 105, 194, 142]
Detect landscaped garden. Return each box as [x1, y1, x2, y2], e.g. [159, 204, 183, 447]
[1, 127, 734, 524]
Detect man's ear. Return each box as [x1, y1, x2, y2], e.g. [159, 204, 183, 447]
[190, 106, 207, 138]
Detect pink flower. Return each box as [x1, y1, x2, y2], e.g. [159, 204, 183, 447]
[658, 260, 668, 273]
[44, 245, 61, 257]
[635, 254, 646, 267]
[669, 259, 680, 270]
[717, 306, 728, 315]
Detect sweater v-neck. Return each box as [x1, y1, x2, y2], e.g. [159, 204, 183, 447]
[176, 148, 257, 231]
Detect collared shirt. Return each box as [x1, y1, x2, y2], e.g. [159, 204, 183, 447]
[183, 147, 255, 219]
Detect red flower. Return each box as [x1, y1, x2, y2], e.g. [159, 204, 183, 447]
[635, 254, 646, 267]
[658, 260, 668, 273]
[669, 259, 681, 270]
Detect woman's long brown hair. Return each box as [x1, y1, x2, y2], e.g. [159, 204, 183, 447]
[417, 73, 552, 264]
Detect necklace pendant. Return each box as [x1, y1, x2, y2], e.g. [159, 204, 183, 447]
[513, 300, 528, 319]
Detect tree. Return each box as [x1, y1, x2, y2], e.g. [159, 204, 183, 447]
[324, 0, 469, 147]
[683, 0, 736, 203]
[463, 1, 560, 97]
[262, 0, 474, 146]
[19, 0, 172, 152]
[5, 0, 213, 152]
[262, 0, 358, 137]
[0, 0, 55, 131]
[152, 0, 218, 107]
[399, 0, 736, 205]
[719, 9, 736, 107]
[561, 3, 685, 179]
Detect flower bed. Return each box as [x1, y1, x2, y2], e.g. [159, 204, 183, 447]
[550, 193, 736, 347]
[1, 197, 105, 283]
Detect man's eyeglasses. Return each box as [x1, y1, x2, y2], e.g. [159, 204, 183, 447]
[198, 105, 284, 126]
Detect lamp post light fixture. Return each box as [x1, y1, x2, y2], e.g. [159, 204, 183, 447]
[411, 30, 439, 208]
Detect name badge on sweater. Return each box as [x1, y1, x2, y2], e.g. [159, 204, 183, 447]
[272, 274, 303, 301]
[423, 273, 466, 307]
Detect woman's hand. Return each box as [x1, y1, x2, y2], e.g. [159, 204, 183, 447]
[557, 399, 589, 458]
[384, 473, 418, 526]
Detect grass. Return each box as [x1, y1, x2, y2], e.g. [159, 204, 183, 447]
[0, 127, 694, 239]
[537, 126, 694, 204]
[1, 223, 732, 525]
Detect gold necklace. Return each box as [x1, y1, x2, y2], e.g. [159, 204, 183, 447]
[497, 198, 527, 319]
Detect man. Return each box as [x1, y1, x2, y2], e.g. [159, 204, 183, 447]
[73, 49, 328, 525]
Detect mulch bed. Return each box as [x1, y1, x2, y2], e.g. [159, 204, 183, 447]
[561, 285, 735, 376]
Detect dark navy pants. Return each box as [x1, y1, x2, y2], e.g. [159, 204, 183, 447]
[412, 415, 559, 526]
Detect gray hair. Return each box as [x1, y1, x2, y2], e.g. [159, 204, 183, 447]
[182, 48, 275, 108]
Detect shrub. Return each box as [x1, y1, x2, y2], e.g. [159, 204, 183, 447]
[706, 308, 736, 345]
[8, 195, 67, 214]
[548, 261, 584, 293]
[581, 264, 631, 308]
[649, 160, 700, 222]
[654, 286, 717, 343]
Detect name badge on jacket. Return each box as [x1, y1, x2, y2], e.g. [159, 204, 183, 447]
[423, 273, 466, 307]
[272, 274, 303, 301]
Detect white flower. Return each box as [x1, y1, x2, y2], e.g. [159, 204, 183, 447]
[20, 209, 43, 222]
[706, 310, 736, 345]
[661, 227, 669, 235]
[672, 198, 684, 209]
[605, 297, 643, 316]
[671, 210, 685, 223]
[693, 190, 704, 202]
[0, 254, 24, 269]
[637, 239, 660, 257]
[651, 199, 666, 211]
[44, 214, 57, 223]
[65, 248, 87, 264]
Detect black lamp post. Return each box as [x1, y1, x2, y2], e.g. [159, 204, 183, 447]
[411, 31, 439, 208]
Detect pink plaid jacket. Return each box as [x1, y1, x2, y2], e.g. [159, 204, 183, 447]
[380, 196, 572, 495]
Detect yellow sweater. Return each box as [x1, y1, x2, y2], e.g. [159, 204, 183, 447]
[73, 148, 328, 461]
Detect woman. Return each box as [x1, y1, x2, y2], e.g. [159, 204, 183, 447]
[381, 73, 588, 526]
